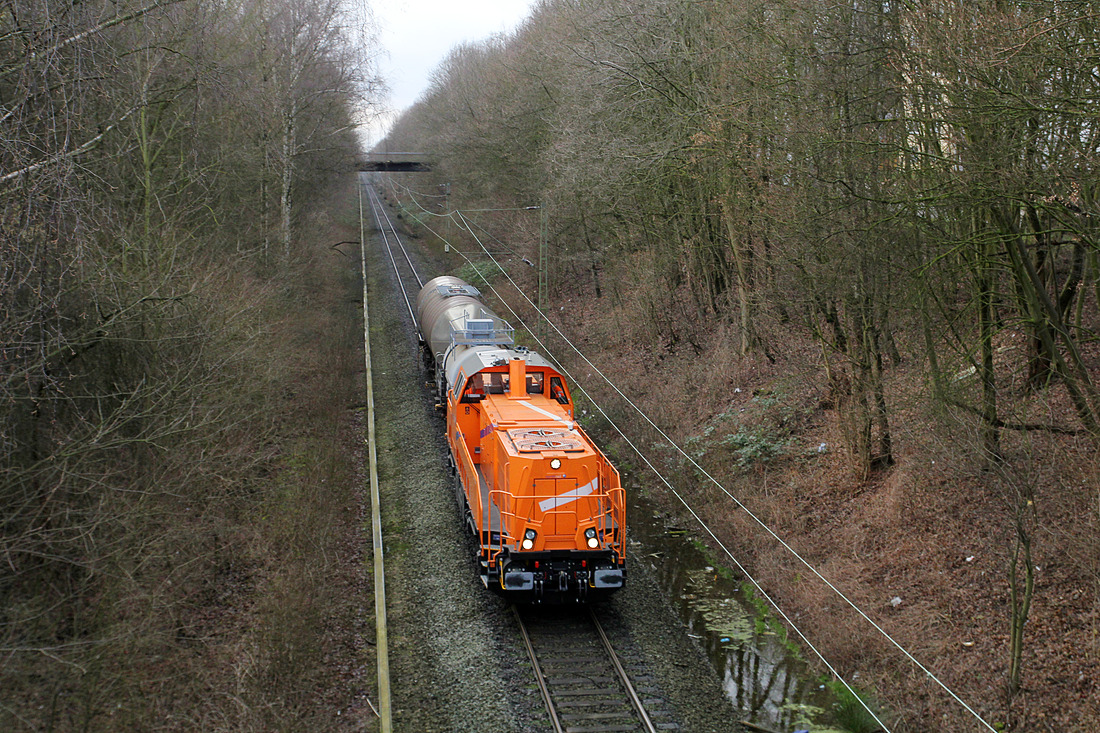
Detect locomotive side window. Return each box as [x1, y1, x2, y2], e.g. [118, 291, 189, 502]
[526, 371, 544, 395]
[549, 376, 569, 405]
[461, 373, 485, 402]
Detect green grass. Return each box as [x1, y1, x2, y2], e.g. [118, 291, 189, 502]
[827, 679, 887, 733]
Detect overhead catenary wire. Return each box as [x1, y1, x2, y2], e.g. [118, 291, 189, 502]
[383, 178, 451, 213]
[387, 181, 998, 733]
[382, 177, 528, 259]
[379, 194, 881, 711]
[459, 212, 997, 733]
[445, 212, 890, 733]
[390, 186, 888, 726]
[385, 176, 539, 214]
[366, 183, 424, 290]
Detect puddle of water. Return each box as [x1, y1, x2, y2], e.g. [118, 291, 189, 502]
[628, 488, 847, 733]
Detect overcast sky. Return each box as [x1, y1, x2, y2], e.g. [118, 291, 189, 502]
[367, 0, 540, 147]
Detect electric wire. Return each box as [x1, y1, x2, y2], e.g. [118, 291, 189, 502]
[457, 214, 527, 259]
[385, 177, 541, 214]
[383, 177, 450, 211]
[387, 188, 888, 725]
[444, 212, 891, 732]
[381, 177, 530, 264]
[400, 201, 877, 710]
[387, 182, 998, 732]
[366, 183, 424, 289]
[450, 209, 997, 733]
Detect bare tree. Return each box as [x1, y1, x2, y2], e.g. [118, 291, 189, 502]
[2, 0, 374, 727]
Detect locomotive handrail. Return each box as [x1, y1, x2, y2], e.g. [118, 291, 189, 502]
[451, 324, 514, 346]
[605, 486, 627, 550]
[424, 274, 627, 599]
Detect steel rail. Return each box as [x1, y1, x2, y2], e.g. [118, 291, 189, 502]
[512, 605, 564, 733]
[588, 606, 659, 733]
[363, 181, 418, 327]
[514, 604, 659, 733]
[371, 183, 425, 288]
[366, 182, 424, 289]
[358, 175, 393, 732]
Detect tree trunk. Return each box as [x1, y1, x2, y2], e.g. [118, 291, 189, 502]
[976, 232, 1000, 459]
[1008, 513, 1034, 696]
[281, 104, 296, 260]
[996, 208, 1100, 435]
[721, 199, 754, 358]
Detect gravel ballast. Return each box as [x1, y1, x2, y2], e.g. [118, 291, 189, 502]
[358, 188, 744, 731]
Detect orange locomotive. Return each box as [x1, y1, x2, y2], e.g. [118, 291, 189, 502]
[416, 276, 626, 601]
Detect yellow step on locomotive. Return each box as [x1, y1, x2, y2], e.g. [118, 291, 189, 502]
[416, 276, 626, 602]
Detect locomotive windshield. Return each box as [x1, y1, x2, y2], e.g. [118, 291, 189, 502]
[463, 371, 507, 396]
[463, 370, 546, 397]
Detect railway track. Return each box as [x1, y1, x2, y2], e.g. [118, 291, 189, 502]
[357, 175, 393, 732]
[515, 605, 676, 733]
[363, 179, 425, 316]
[364, 178, 681, 732]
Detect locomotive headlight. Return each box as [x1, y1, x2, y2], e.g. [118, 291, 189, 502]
[550, 458, 561, 470]
[585, 527, 599, 549]
[522, 528, 537, 550]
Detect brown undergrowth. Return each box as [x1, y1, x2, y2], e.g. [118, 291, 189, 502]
[0, 176, 372, 731]
[391, 183, 1100, 731]
[532, 273, 1100, 732]
[206, 177, 373, 732]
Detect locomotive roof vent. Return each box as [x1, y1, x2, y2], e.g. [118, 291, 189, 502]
[508, 428, 585, 453]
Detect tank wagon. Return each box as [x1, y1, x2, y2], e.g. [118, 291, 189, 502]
[416, 276, 626, 601]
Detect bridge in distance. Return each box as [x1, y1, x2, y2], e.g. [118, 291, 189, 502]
[358, 152, 432, 172]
